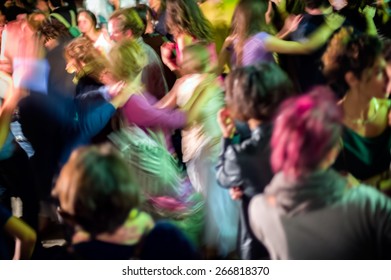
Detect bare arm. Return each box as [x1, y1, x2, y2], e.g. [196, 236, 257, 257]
[264, 13, 344, 54]
[4, 216, 37, 260]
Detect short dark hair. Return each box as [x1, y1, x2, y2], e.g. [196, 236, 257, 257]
[225, 62, 293, 122]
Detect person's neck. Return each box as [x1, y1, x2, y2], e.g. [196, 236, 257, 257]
[86, 29, 100, 42]
[341, 89, 372, 121]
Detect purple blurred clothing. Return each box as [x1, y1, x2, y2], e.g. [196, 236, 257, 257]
[229, 32, 274, 67]
[122, 92, 186, 153]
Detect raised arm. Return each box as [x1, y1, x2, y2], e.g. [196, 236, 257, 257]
[264, 13, 345, 54]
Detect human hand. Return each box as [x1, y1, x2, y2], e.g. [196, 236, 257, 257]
[283, 14, 303, 34]
[229, 186, 243, 200]
[362, 5, 376, 19]
[108, 81, 126, 97]
[161, 42, 178, 71]
[217, 107, 236, 138]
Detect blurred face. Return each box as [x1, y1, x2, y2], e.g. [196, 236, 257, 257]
[386, 62, 391, 97]
[36, 0, 50, 13]
[360, 57, 389, 99]
[108, 18, 130, 42]
[78, 12, 94, 34]
[148, 0, 162, 12]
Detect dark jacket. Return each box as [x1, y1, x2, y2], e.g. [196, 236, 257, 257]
[216, 123, 273, 259]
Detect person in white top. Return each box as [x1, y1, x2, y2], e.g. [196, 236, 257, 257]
[77, 9, 112, 56]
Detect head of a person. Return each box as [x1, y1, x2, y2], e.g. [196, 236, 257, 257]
[27, 10, 47, 30]
[165, 0, 213, 42]
[271, 87, 343, 179]
[132, 4, 155, 34]
[48, 0, 62, 9]
[38, 17, 71, 48]
[108, 8, 145, 43]
[35, 0, 50, 13]
[77, 9, 98, 34]
[225, 62, 293, 122]
[231, 0, 270, 39]
[383, 39, 391, 96]
[322, 27, 387, 99]
[108, 39, 147, 82]
[64, 36, 109, 80]
[303, 0, 330, 9]
[148, 0, 165, 14]
[230, 0, 270, 65]
[180, 42, 211, 75]
[52, 145, 140, 236]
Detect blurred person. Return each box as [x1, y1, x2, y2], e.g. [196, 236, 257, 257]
[108, 8, 168, 99]
[322, 28, 391, 192]
[51, 144, 199, 259]
[77, 9, 112, 56]
[217, 0, 344, 73]
[216, 62, 293, 259]
[161, 0, 216, 74]
[133, 4, 177, 90]
[157, 43, 238, 258]
[64, 36, 107, 96]
[105, 38, 186, 153]
[249, 87, 391, 259]
[38, 18, 75, 97]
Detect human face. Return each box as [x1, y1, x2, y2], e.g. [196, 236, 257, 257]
[386, 62, 391, 97]
[108, 18, 128, 43]
[148, 0, 161, 12]
[360, 57, 389, 99]
[78, 12, 94, 34]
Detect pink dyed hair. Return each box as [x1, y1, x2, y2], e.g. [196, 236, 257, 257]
[271, 86, 342, 178]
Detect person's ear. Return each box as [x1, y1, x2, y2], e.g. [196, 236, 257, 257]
[344, 71, 359, 89]
[124, 29, 133, 39]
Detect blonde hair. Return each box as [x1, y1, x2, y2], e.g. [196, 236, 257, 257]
[64, 36, 109, 81]
[108, 39, 147, 82]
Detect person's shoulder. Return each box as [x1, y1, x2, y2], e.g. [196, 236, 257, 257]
[343, 185, 391, 210]
[141, 221, 200, 260]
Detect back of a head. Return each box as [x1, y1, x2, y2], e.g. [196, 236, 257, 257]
[39, 17, 71, 43]
[322, 28, 383, 98]
[108, 38, 147, 82]
[64, 36, 108, 78]
[225, 62, 293, 122]
[180, 43, 210, 75]
[271, 87, 342, 179]
[53, 145, 140, 236]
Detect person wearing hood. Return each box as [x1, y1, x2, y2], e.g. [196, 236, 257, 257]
[249, 87, 391, 259]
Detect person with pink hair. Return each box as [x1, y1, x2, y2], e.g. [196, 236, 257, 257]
[249, 87, 391, 259]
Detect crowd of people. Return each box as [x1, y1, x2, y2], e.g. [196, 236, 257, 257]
[1, 0, 391, 260]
